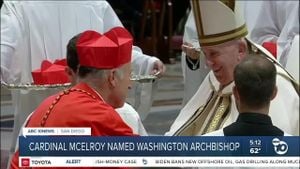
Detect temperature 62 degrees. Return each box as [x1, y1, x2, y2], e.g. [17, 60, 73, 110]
[250, 147, 261, 154]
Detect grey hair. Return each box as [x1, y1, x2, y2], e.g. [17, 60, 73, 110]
[79, 66, 125, 82]
[77, 68, 107, 84]
[93, 67, 124, 79]
[229, 38, 249, 54]
[114, 67, 124, 79]
[91, 69, 109, 79]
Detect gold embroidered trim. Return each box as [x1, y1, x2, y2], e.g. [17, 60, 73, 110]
[173, 74, 234, 136]
[174, 92, 214, 136]
[199, 25, 248, 46]
[203, 95, 231, 134]
[174, 76, 217, 136]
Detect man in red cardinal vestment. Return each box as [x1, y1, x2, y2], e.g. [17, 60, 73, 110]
[10, 27, 136, 169]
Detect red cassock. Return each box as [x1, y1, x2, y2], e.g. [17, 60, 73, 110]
[10, 83, 136, 169]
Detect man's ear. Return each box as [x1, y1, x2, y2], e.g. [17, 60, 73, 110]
[233, 85, 241, 111]
[238, 40, 247, 60]
[65, 67, 77, 84]
[233, 85, 240, 102]
[270, 86, 278, 100]
[65, 67, 74, 79]
[108, 69, 117, 88]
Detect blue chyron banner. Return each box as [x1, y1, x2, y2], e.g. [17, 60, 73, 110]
[19, 136, 299, 157]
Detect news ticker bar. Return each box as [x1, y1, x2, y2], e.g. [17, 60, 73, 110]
[19, 136, 300, 156]
[19, 156, 300, 167]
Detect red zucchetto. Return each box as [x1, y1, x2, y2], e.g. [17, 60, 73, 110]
[76, 27, 133, 69]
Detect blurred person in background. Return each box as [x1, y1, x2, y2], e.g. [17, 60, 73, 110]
[1, 1, 164, 166]
[250, 1, 299, 67]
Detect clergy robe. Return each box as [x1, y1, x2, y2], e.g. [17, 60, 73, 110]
[285, 35, 299, 83]
[1, 0, 152, 157]
[250, 1, 299, 67]
[116, 103, 148, 135]
[180, 1, 268, 107]
[10, 82, 135, 169]
[166, 60, 299, 136]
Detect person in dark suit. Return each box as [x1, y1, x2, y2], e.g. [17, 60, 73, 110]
[205, 55, 289, 136]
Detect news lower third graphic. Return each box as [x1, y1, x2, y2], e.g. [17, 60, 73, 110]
[18, 128, 300, 167]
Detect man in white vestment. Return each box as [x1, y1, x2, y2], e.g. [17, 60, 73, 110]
[250, 1, 299, 68]
[1, 0, 163, 164]
[166, 0, 299, 136]
[180, 1, 264, 107]
[205, 55, 290, 136]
